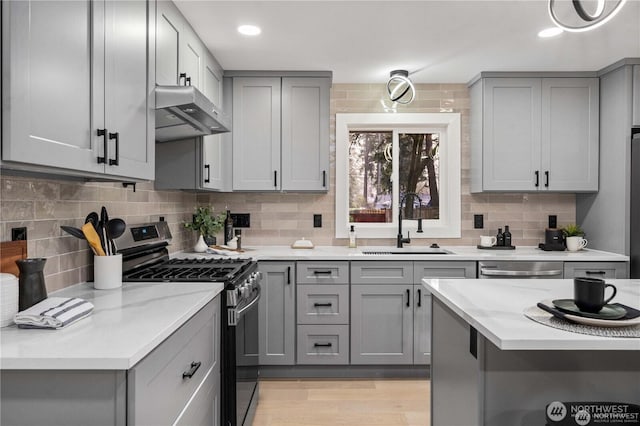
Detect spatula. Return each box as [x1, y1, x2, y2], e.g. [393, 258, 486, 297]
[82, 223, 106, 256]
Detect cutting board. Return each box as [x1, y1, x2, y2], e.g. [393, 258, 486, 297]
[0, 240, 28, 277]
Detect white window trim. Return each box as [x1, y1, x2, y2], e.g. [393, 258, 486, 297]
[335, 113, 461, 239]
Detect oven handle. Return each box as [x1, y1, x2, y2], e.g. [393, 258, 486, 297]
[236, 287, 261, 319]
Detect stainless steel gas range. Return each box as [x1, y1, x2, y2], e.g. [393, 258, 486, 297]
[113, 221, 261, 426]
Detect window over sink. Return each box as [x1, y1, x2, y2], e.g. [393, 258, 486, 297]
[335, 113, 461, 239]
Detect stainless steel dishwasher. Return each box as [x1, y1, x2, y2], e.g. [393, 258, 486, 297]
[478, 261, 564, 279]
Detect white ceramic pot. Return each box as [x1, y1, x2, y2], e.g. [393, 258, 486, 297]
[194, 234, 209, 253]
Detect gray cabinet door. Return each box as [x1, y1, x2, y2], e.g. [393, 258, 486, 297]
[201, 53, 226, 190]
[413, 261, 477, 280]
[103, 0, 154, 181]
[259, 262, 296, 365]
[541, 78, 599, 191]
[233, 77, 282, 191]
[351, 261, 414, 285]
[482, 78, 542, 191]
[180, 25, 204, 90]
[281, 77, 330, 191]
[633, 66, 640, 127]
[156, 0, 182, 86]
[2, 0, 104, 174]
[350, 284, 413, 365]
[413, 286, 431, 365]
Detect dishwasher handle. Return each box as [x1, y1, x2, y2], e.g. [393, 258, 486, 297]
[480, 268, 562, 277]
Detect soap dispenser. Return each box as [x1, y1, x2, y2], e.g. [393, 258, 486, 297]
[349, 225, 357, 248]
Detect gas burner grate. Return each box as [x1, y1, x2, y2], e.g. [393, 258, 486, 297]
[123, 257, 254, 283]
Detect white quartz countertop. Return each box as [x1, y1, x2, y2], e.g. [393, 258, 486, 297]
[0, 282, 223, 370]
[423, 278, 640, 351]
[192, 245, 629, 262]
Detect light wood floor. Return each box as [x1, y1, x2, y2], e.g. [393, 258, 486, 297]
[251, 379, 430, 426]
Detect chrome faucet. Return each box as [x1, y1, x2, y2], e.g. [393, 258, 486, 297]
[397, 192, 422, 248]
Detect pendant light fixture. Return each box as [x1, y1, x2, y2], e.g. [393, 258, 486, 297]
[548, 0, 627, 32]
[387, 70, 415, 105]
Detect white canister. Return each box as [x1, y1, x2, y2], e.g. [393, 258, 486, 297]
[93, 254, 123, 290]
[0, 273, 19, 327]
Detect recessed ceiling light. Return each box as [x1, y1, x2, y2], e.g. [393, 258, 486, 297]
[238, 25, 261, 36]
[538, 27, 564, 38]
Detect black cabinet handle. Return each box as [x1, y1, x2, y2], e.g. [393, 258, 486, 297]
[322, 170, 327, 187]
[406, 289, 410, 307]
[545, 171, 549, 188]
[585, 270, 606, 275]
[469, 326, 478, 359]
[313, 343, 332, 348]
[179, 73, 187, 85]
[287, 266, 291, 284]
[274, 170, 278, 188]
[108, 132, 119, 166]
[534, 170, 539, 187]
[97, 129, 107, 164]
[417, 288, 422, 307]
[312, 270, 332, 275]
[313, 302, 332, 307]
[182, 361, 201, 379]
[204, 164, 211, 183]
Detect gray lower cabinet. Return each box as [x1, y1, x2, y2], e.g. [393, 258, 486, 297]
[0, 297, 220, 426]
[296, 261, 350, 365]
[2, 0, 155, 181]
[259, 261, 296, 365]
[634, 65, 640, 126]
[470, 75, 599, 192]
[563, 261, 629, 279]
[350, 284, 414, 364]
[413, 285, 432, 364]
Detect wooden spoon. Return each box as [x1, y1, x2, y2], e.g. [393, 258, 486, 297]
[82, 223, 106, 256]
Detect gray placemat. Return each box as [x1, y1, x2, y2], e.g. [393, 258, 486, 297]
[524, 305, 640, 338]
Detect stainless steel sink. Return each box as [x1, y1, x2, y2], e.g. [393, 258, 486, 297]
[361, 248, 452, 255]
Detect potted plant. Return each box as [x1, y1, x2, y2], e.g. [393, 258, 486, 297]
[184, 206, 226, 252]
[562, 223, 587, 251]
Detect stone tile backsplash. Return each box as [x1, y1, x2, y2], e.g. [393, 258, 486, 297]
[1, 83, 575, 291]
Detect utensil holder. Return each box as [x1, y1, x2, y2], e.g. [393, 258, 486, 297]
[93, 254, 122, 290]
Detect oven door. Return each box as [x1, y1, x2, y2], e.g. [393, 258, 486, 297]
[223, 284, 260, 426]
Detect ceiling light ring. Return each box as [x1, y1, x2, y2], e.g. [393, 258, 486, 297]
[386, 70, 415, 105]
[548, 0, 627, 32]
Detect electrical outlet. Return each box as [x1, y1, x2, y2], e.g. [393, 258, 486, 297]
[231, 213, 250, 228]
[313, 214, 322, 228]
[473, 214, 484, 229]
[548, 215, 557, 229]
[12, 227, 27, 241]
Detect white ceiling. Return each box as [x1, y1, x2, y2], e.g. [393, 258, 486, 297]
[174, 0, 640, 83]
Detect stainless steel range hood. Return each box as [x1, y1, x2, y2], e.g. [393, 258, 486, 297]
[155, 85, 230, 142]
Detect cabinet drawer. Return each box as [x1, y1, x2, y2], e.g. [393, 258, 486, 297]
[297, 285, 349, 324]
[350, 261, 413, 285]
[173, 366, 218, 426]
[563, 262, 629, 279]
[297, 261, 349, 284]
[128, 299, 217, 425]
[414, 261, 476, 280]
[296, 325, 349, 365]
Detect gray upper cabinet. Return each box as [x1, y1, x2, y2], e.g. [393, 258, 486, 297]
[281, 77, 330, 191]
[2, 0, 154, 181]
[470, 76, 599, 192]
[232, 77, 282, 191]
[156, 0, 203, 90]
[259, 261, 296, 365]
[201, 54, 227, 191]
[231, 74, 331, 192]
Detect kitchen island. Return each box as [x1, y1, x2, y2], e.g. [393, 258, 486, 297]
[0, 282, 223, 425]
[423, 278, 640, 426]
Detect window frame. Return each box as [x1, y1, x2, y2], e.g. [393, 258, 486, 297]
[335, 113, 461, 239]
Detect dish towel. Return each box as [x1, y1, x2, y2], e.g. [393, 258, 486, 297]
[14, 297, 94, 329]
